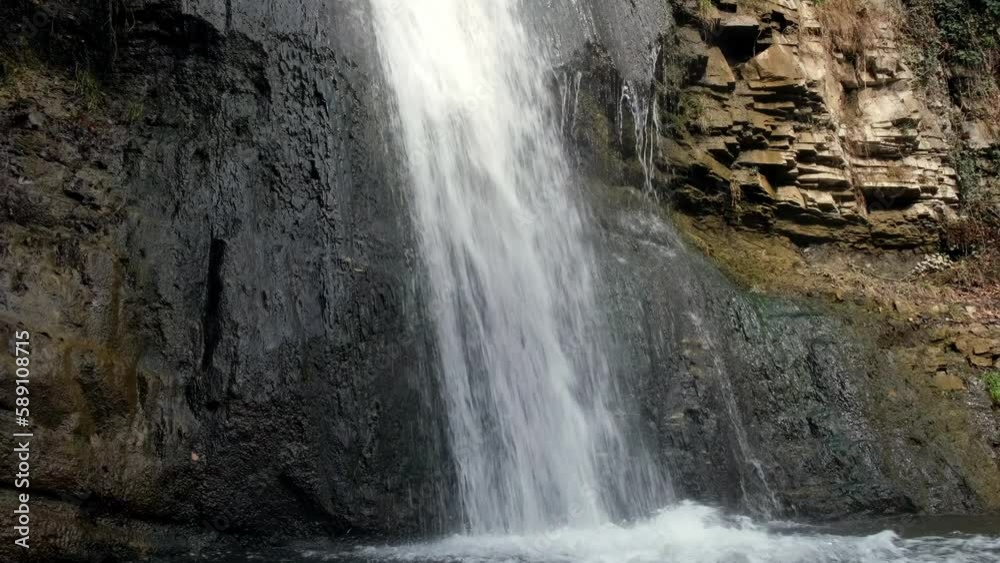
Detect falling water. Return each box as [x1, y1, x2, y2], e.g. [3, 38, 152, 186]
[316, 2, 1000, 561]
[372, 0, 664, 534]
[688, 311, 780, 516]
[618, 46, 661, 196]
[557, 70, 583, 139]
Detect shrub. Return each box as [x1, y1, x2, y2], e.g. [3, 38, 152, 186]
[902, 0, 1000, 119]
[939, 204, 1000, 288]
[984, 371, 1000, 405]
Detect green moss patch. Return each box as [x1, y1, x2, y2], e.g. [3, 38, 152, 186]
[984, 371, 1000, 405]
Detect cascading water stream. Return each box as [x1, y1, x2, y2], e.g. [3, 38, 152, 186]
[371, 0, 664, 534]
[687, 311, 779, 517]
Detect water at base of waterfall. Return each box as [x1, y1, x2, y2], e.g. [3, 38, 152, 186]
[154, 506, 1000, 563]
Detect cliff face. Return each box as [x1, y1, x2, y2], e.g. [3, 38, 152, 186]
[2, 1, 457, 559]
[558, 0, 1000, 532]
[641, 0, 1000, 455]
[1, 0, 999, 561]
[658, 0, 991, 248]
[589, 189, 1000, 520]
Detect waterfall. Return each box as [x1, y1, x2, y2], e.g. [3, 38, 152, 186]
[372, 0, 665, 533]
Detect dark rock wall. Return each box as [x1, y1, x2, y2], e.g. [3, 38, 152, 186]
[2, 1, 456, 560]
[588, 189, 992, 518]
[113, 2, 442, 538]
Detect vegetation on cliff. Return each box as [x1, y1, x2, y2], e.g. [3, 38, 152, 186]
[986, 370, 1000, 404]
[903, 0, 1000, 115]
[899, 0, 1000, 295]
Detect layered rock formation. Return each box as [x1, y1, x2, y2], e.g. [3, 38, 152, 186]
[659, 0, 977, 247]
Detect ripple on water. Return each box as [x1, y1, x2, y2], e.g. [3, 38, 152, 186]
[318, 502, 1000, 563]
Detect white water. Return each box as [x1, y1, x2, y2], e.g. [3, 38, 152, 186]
[343, 503, 1000, 563]
[372, 0, 664, 534]
[618, 47, 661, 196]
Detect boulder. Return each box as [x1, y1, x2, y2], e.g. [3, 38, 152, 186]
[700, 47, 737, 91]
[776, 186, 805, 207]
[744, 44, 806, 85]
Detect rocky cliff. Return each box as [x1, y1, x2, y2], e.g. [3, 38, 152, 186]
[1, 0, 999, 561]
[2, 1, 458, 560]
[657, 0, 997, 248]
[640, 0, 1000, 424]
[559, 0, 1000, 533]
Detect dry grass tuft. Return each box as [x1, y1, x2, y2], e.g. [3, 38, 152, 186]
[815, 0, 893, 69]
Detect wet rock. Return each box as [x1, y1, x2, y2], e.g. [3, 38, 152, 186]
[589, 186, 1000, 522]
[1, 0, 453, 560]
